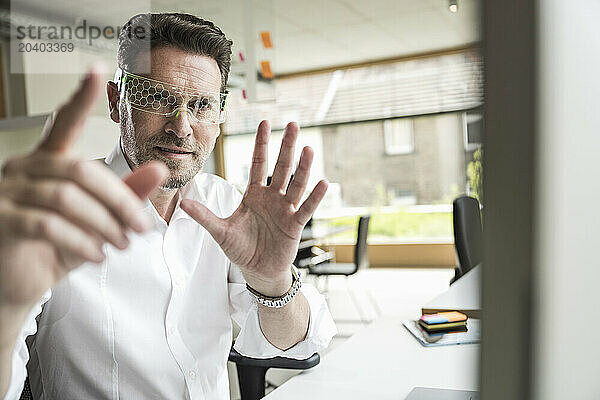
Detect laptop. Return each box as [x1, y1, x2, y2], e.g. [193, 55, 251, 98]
[405, 387, 480, 400]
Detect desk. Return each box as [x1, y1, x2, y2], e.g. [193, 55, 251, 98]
[264, 315, 479, 399]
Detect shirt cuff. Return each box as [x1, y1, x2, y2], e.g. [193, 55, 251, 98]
[233, 283, 336, 360]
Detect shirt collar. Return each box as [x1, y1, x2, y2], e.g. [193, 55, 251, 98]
[103, 138, 132, 180]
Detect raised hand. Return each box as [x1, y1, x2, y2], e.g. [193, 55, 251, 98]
[0, 66, 168, 314]
[181, 120, 328, 295]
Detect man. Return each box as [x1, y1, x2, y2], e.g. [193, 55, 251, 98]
[0, 13, 335, 399]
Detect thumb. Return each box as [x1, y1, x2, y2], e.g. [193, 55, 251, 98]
[180, 199, 227, 244]
[37, 64, 105, 154]
[123, 161, 169, 199]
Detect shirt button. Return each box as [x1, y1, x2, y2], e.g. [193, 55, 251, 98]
[189, 371, 196, 380]
[167, 327, 175, 335]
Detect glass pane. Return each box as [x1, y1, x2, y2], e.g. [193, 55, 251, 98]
[223, 50, 483, 244]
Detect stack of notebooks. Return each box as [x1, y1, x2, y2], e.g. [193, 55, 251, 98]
[418, 311, 468, 334]
[404, 310, 479, 346]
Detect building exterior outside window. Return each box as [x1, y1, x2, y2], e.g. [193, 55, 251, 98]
[223, 50, 483, 242]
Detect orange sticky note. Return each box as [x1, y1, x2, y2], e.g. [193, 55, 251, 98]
[260, 60, 273, 79]
[260, 31, 273, 48]
[438, 311, 467, 322]
[421, 311, 467, 324]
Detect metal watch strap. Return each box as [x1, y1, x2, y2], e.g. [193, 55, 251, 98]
[246, 267, 302, 308]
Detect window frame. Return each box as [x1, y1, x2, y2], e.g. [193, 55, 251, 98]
[462, 111, 484, 152]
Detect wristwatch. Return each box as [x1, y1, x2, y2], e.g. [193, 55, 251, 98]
[246, 267, 302, 308]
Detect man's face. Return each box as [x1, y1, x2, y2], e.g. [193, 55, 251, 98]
[115, 46, 222, 189]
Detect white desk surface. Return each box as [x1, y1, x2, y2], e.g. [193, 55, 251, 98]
[264, 315, 479, 400]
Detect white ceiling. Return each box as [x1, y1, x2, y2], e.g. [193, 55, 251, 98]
[13, 0, 481, 75]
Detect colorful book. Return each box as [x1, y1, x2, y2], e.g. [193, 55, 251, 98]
[421, 325, 469, 338]
[418, 319, 467, 332]
[420, 311, 467, 325]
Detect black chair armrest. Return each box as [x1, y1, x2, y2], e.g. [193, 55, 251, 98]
[228, 347, 320, 370]
[297, 246, 335, 268]
[297, 252, 335, 268]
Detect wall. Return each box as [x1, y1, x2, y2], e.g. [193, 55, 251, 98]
[0, 119, 44, 165]
[0, 45, 122, 161]
[321, 113, 468, 207]
[328, 242, 455, 268]
[533, 0, 600, 399]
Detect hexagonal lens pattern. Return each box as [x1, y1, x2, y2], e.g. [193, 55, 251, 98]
[122, 72, 227, 124]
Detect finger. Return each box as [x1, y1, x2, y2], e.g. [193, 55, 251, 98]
[6, 178, 130, 250]
[180, 199, 227, 245]
[270, 122, 298, 192]
[3, 205, 105, 265]
[248, 120, 270, 186]
[37, 64, 105, 154]
[285, 146, 314, 208]
[14, 156, 164, 232]
[295, 180, 328, 226]
[123, 161, 170, 200]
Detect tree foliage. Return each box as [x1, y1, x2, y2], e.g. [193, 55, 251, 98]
[467, 147, 483, 202]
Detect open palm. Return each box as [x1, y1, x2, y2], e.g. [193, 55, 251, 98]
[181, 120, 327, 288]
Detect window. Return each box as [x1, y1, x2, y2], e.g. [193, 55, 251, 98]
[223, 127, 325, 195]
[384, 118, 414, 155]
[463, 111, 483, 151]
[223, 50, 483, 244]
[388, 188, 417, 206]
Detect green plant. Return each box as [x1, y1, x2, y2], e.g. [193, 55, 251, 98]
[326, 208, 453, 242]
[467, 147, 483, 202]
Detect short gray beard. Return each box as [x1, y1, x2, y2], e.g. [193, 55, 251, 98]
[160, 157, 205, 189]
[119, 105, 212, 189]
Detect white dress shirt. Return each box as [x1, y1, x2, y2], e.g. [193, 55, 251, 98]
[4, 143, 336, 400]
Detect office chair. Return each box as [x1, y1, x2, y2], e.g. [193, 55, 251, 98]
[304, 215, 374, 324]
[19, 379, 31, 400]
[451, 196, 483, 284]
[305, 215, 370, 279]
[267, 174, 332, 273]
[228, 348, 320, 400]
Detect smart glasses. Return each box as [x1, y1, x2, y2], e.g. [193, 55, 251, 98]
[114, 67, 228, 124]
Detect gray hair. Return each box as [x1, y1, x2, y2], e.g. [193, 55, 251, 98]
[118, 13, 233, 91]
